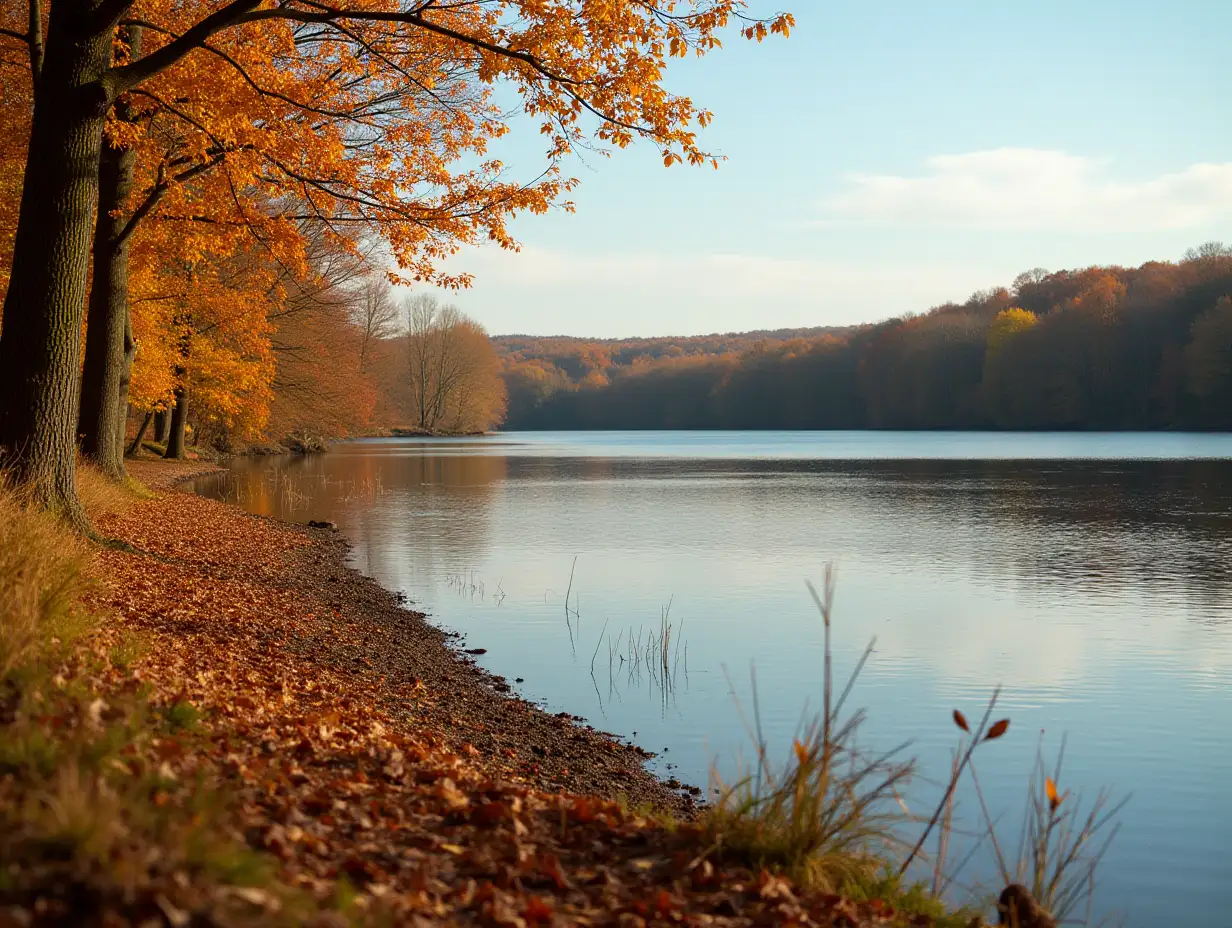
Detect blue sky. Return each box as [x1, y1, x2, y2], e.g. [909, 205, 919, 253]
[421, 0, 1231, 338]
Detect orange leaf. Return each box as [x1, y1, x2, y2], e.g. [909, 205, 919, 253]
[656, 889, 676, 916]
[570, 796, 595, 823]
[1045, 777, 1062, 810]
[952, 710, 969, 733]
[984, 718, 1010, 741]
[538, 852, 569, 890]
[793, 738, 809, 765]
[524, 896, 553, 924]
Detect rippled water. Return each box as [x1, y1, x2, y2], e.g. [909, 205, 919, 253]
[190, 432, 1232, 924]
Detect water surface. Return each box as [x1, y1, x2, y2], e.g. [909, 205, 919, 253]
[191, 432, 1232, 924]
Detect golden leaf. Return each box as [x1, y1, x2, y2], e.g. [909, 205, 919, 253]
[1045, 777, 1063, 810]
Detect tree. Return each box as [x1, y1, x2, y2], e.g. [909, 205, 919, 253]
[1012, 268, 1049, 297]
[265, 226, 380, 441]
[356, 275, 398, 373]
[77, 25, 143, 479]
[403, 295, 505, 433]
[1186, 297, 1232, 426]
[1182, 241, 1232, 263]
[0, 5, 33, 309]
[0, 1, 792, 521]
[493, 254, 1232, 432]
[981, 307, 1039, 426]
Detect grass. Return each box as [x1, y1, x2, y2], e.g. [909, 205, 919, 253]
[843, 867, 978, 928]
[0, 475, 90, 681]
[0, 466, 306, 924]
[700, 566, 1124, 926]
[703, 568, 915, 894]
[974, 736, 1128, 924]
[76, 460, 147, 517]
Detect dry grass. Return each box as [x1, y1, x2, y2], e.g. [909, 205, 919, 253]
[0, 475, 89, 681]
[972, 736, 1128, 924]
[703, 568, 915, 894]
[0, 471, 303, 923]
[76, 460, 144, 521]
[701, 568, 1122, 927]
[704, 701, 915, 893]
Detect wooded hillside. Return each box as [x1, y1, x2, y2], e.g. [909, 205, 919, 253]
[497, 247, 1232, 431]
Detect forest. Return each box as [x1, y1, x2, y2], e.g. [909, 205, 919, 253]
[0, 4, 1205, 925]
[0, 2, 795, 525]
[498, 246, 1232, 431]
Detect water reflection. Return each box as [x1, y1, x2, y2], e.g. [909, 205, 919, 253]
[191, 433, 1232, 927]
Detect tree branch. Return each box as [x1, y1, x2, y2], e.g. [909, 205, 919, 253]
[106, 0, 263, 95]
[115, 151, 228, 247]
[234, 3, 582, 87]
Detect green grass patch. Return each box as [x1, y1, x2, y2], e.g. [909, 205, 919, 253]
[161, 699, 201, 732]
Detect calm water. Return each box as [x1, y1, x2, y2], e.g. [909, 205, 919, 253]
[191, 432, 1232, 924]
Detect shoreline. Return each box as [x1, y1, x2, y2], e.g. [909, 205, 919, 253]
[40, 457, 974, 925]
[148, 458, 695, 816]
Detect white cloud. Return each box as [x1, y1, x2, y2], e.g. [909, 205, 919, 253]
[823, 148, 1232, 232]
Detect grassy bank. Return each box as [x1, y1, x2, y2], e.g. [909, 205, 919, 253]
[0, 463, 298, 925]
[1, 461, 1108, 926]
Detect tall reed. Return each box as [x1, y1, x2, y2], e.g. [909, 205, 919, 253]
[703, 567, 915, 892]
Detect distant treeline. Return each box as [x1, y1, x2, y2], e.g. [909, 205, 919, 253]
[496, 245, 1232, 431]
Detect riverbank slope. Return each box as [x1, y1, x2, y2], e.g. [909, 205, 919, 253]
[1, 460, 969, 926]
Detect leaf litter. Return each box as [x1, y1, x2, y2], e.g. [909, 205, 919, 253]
[4, 461, 957, 926]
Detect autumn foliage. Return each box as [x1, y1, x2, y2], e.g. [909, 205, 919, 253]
[500, 249, 1232, 431]
[0, 0, 793, 513]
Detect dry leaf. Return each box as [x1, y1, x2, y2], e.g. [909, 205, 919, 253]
[1045, 776, 1063, 810]
[984, 718, 1010, 741]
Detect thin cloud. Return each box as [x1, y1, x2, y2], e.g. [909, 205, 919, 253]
[823, 148, 1232, 232]
[400, 244, 1004, 336]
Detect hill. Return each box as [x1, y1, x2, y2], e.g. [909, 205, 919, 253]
[495, 246, 1232, 431]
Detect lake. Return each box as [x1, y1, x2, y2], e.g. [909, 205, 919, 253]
[189, 431, 1232, 924]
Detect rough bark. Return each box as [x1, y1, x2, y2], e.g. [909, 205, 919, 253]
[164, 385, 189, 460]
[0, 8, 116, 521]
[28, 0, 45, 94]
[116, 305, 137, 461]
[155, 410, 170, 443]
[78, 127, 137, 480]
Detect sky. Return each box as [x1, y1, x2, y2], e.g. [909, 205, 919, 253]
[416, 0, 1232, 339]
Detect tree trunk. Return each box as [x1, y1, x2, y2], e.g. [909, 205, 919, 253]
[78, 129, 137, 480]
[126, 410, 152, 457]
[164, 386, 189, 460]
[155, 409, 170, 443]
[116, 306, 137, 461]
[0, 10, 114, 521]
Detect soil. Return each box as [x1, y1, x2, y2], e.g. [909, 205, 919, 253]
[232, 501, 695, 817]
